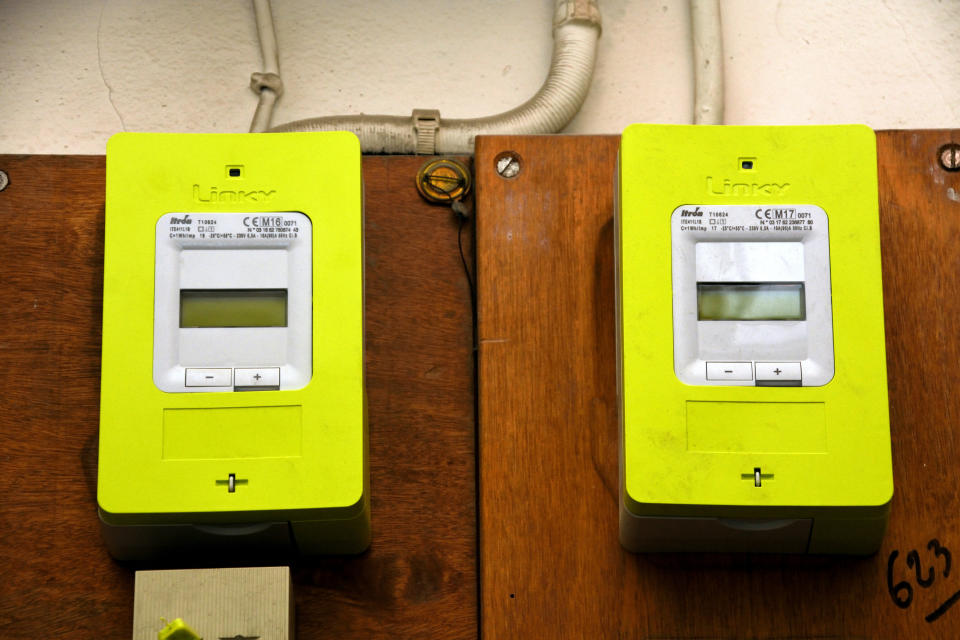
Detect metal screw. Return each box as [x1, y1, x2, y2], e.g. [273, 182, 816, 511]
[940, 143, 960, 171]
[0, 170, 8, 192]
[496, 154, 521, 179]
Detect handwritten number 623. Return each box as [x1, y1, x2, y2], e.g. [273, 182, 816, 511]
[888, 539, 952, 609]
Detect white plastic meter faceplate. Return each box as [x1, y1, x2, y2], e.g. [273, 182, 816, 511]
[672, 204, 834, 387]
[154, 212, 312, 393]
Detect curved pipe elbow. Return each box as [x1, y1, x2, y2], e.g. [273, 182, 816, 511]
[437, 22, 599, 153]
[269, 12, 601, 154]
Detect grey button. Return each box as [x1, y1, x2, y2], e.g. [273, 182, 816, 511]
[706, 362, 753, 380]
[234, 367, 280, 387]
[755, 362, 801, 381]
[185, 368, 232, 387]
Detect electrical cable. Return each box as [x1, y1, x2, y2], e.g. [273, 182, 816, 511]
[453, 201, 475, 321]
[451, 196, 480, 638]
[249, 0, 283, 133]
[690, 0, 724, 125]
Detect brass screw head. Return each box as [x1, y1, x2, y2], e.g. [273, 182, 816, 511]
[416, 159, 471, 203]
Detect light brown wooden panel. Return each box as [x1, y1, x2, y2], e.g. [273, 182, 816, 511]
[476, 131, 960, 639]
[0, 154, 477, 639]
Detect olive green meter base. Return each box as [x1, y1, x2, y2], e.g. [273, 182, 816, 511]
[99, 132, 369, 561]
[617, 125, 892, 554]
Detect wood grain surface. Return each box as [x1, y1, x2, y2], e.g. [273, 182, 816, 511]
[0, 154, 477, 639]
[475, 131, 960, 639]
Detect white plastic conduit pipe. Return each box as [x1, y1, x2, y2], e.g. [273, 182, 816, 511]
[690, 0, 724, 125]
[266, 0, 602, 154]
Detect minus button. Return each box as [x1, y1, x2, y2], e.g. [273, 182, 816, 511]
[185, 368, 232, 387]
[706, 362, 753, 381]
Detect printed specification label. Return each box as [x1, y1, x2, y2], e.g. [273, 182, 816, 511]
[672, 204, 824, 236]
[164, 212, 304, 241]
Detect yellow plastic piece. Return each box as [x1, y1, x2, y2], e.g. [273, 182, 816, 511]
[158, 618, 202, 640]
[685, 401, 827, 453]
[98, 133, 368, 551]
[617, 125, 892, 552]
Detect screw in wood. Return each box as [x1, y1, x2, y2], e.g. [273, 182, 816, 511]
[495, 153, 521, 179]
[0, 170, 8, 192]
[939, 143, 960, 171]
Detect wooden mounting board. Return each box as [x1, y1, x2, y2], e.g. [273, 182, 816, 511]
[0, 155, 477, 639]
[475, 131, 960, 639]
[3, 130, 959, 639]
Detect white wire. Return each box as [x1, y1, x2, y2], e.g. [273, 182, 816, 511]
[253, 0, 280, 75]
[690, 0, 724, 125]
[249, 0, 281, 132]
[250, 87, 279, 134]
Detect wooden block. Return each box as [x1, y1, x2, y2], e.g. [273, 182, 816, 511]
[0, 154, 477, 639]
[133, 567, 292, 640]
[475, 131, 960, 638]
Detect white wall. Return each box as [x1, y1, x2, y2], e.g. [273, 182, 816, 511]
[1, 0, 957, 155]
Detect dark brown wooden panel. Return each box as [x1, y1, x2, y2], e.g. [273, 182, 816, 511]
[0, 154, 477, 639]
[476, 131, 960, 639]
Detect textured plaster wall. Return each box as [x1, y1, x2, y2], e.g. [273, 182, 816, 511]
[1, 0, 957, 154]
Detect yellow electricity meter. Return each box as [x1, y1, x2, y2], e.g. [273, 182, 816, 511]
[617, 125, 892, 554]
[98, 132, 369, 560]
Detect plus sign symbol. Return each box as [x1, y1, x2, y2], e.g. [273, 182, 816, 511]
[773, 368, 782, 375]
[253, 373, 262, 381]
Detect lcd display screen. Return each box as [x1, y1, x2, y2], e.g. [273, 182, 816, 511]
[697, 283, 805, 321]
[180, 289, 288, 327]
